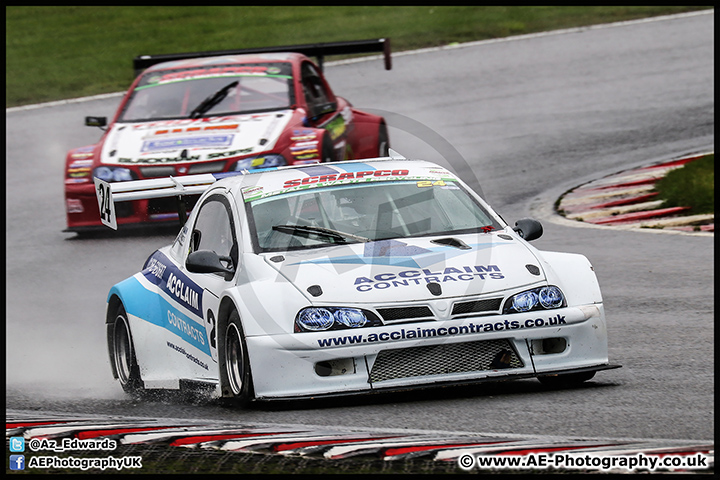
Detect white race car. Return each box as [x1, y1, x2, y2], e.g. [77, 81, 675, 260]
[100, 152, 620, 404]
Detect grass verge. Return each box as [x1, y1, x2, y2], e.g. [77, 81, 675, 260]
[5, 6, 711, 107]
[655, 154, 715, 215]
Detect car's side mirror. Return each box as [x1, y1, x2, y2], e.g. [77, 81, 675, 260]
[85, 116, 107, 129]
[513, 218, 543, 241]
[186, 250, 235, 276]
[307, 101, 337, 120]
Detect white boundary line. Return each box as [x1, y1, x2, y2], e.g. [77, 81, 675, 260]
[6, 9, 712, 113]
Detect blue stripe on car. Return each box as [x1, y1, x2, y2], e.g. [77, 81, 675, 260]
[109, 276, 211, 356]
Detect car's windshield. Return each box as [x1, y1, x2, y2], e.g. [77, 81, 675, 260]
[248, 180, 502, 252]
[119, 62, 294, 122]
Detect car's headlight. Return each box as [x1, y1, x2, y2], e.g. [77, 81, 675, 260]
[503, 286, 566, 314]
[94, 166, 135, 182]
[232, 154, 286, 171]
[295, 307, 383, 332]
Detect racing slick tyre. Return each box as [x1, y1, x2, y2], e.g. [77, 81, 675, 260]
[111, 305, 144, 395]
[377, 123, 390, 157]
[538, 371, 596, 388]
[220, 310, 255, 406]
[321, 134, 335, 162]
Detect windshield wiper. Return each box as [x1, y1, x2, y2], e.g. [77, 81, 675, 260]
[272, 224, 370, 244]
[189, 81, 239, 119]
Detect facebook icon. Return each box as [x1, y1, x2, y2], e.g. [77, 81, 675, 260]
[9, 454, 25, 471]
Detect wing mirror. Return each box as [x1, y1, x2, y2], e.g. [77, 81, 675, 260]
[186, 250, 235, 276]
[85, 116, 107, 130]
[513, 218, 543, 241]
[307, 101, 337, 121]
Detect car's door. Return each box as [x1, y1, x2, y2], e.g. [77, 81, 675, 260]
[182, 192, 240, 371]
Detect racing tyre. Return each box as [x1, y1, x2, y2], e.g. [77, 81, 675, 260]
[112, 305, 144, 395]
[221, 310, 255, 406]
[538, 371, 595, 388]
[377, 123, 389, 157]
[321, 134, 334, 162]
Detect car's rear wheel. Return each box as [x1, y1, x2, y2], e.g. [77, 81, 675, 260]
[112, 305, 143, 395]
[538, 370, 595, 387]
[221, 310, 254, 406]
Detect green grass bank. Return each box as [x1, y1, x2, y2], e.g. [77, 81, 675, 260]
[655, 154, 714, 215]
[5, 6, 711, 107]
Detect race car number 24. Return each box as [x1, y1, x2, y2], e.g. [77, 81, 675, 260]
[94, 178, 117, 230]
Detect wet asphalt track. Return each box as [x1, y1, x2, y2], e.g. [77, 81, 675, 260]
[6, 10, 714, 452]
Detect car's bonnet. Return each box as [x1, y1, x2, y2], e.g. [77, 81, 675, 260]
[263, 233, 545, 304]
[99, 112, 294, 167]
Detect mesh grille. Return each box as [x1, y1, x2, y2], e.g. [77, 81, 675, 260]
[188, 161, 226, 174]
[140, 166, 176, 178]
[369, 339, 523, 383]
[451, 297, 503, 316]
[376, 306, 434, 322]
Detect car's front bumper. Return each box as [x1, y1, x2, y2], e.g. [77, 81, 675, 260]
[245, 304, 614, 400]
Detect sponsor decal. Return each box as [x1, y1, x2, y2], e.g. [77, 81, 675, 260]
[241, 185, 264, 200]
[68, 168, 92, 178]
[141, 135, 234, 152]
[290, 140, 319, 150]
[207, 147, 253, 160]
[283, 169, 409, 188]
[157, 65, 280, 83]
[353, 265, 504, 292]
[66, 198, 84, 213]
[324, 115, 346, 141]
[166, 311, 206, 351]
[290, 129, 318, 141]
[245, 166, 458, 202]
[118, 155, 202, 164]
[130, 116, 244, 131]
[167, 340, 209, 370]
[202, 123, 242, 131]
[339, 105, 353, 124]
[316, 314, 567, 348]
[166, 272, 201, 313]
[69, 159, 94, 168]
[142, 252, 203, 317]
[153, 124, 239, 135]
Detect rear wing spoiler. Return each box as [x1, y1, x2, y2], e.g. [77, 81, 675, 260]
[95, 150, 406, 230]
[94, 173, 237, 230]
[133, 38, 391, 76]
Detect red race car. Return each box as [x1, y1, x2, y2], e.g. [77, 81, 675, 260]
[64, 39, 391, 232]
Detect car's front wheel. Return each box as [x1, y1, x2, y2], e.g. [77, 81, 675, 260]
[220, 310, 255, 406]
[321, 134, 335, 162]
[111, 305, 144, 395]
[377, 123, 389, 157]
